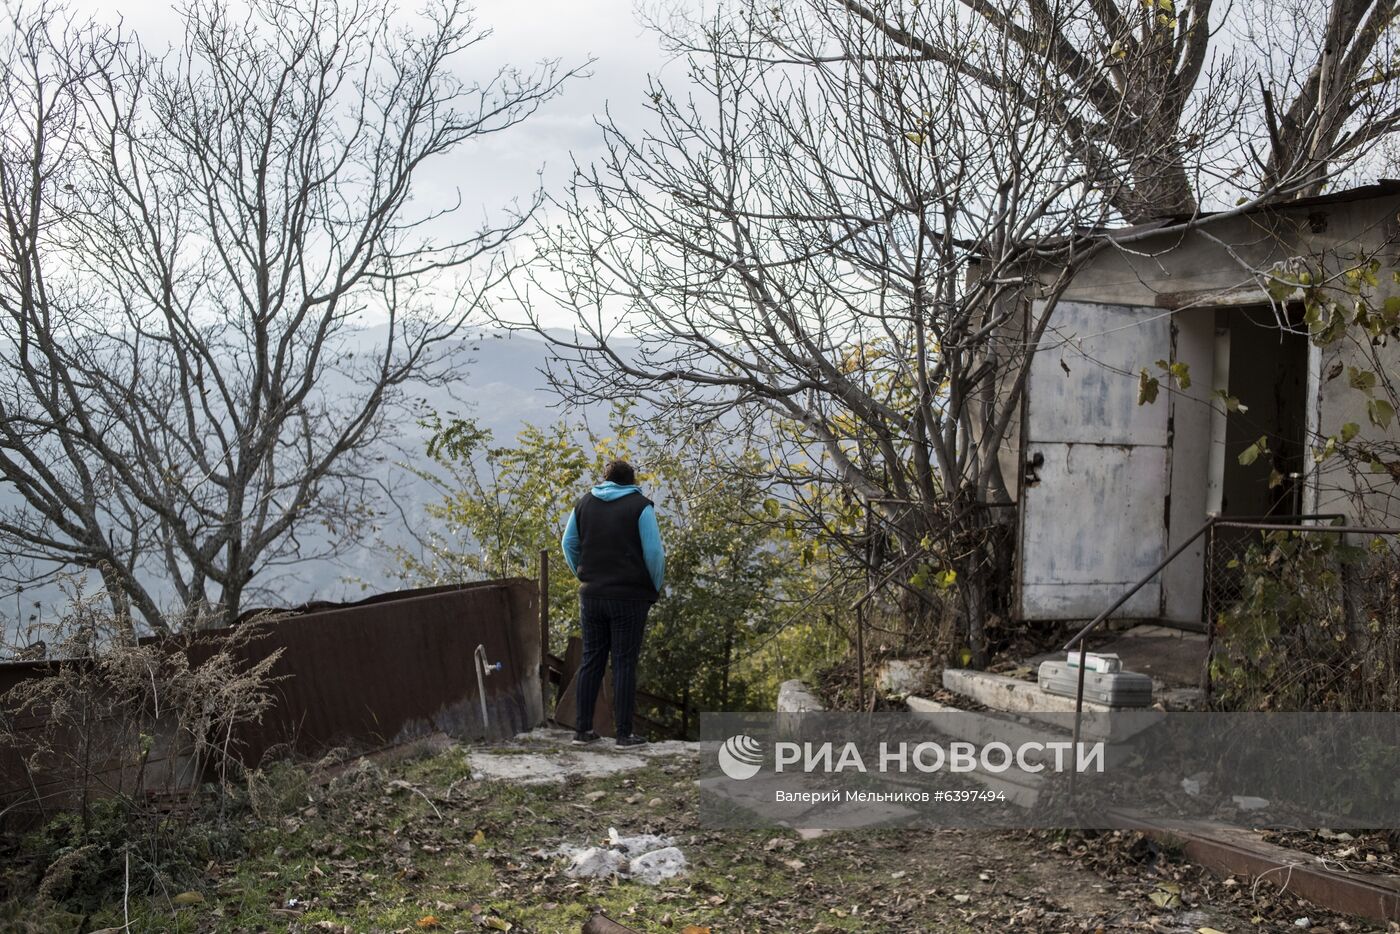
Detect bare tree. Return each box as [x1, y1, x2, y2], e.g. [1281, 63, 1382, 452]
[828, 0, 1400, 216]
[499, 0, 1400, 664]
[0, 0, 577, 633]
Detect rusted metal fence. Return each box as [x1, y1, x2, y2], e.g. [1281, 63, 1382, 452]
[222, 578, 542, 759]
[0, 579, 543, 820]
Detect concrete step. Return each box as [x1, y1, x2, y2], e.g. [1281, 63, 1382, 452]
[966, 765, 1043, 809]
[904, 696, 1051, 808]
[941, 669, 1163, 742]
[907, 696, 1069, 756]
[907, 695, 1134, 769]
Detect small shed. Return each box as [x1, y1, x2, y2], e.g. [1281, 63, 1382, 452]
[1002, 182, 1400, 625]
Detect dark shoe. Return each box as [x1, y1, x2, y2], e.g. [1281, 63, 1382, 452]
[572, 730, 600, 746]
[615, 733, 648, 747]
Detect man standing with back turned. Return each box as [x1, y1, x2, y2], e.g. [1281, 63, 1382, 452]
[561, 459, 665, 747]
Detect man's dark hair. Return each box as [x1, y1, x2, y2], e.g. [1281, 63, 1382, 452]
[603, 459, 636, 486]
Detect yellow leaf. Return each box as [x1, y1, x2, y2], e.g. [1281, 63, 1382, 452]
[1198, 928, 1230, 934]
[484, 919, 513, 932]
[471, 829, 487, 845]
[681, 927, 712, 934]
[172, 892, 205, 906]
[904, 131, 925, 145]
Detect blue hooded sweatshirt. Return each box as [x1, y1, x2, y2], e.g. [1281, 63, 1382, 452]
[560, 482, 665, 593]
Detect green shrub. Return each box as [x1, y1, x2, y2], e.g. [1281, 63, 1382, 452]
[1211, 530, 1400, 711]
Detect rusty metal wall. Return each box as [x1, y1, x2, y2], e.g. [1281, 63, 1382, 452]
[192, 578, 543, 764]
[0, 578, 542, 816]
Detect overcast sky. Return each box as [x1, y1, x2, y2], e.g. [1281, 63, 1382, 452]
[65, 0, 680, 325]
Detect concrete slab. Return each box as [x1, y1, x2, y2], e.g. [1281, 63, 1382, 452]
[1031, 624, 1208, 688]
[907, 696, 1072, 755]
[513, 727, 700, 759]
[776, 679, 825, 712]
[943, 668, 1113, 715]
[468, 749, 650, 784]
[940, 669, 1164, 742]
[468, 728, 701, 784]
[907, 696, 1136, 770]
[962, 768, 1043, 809]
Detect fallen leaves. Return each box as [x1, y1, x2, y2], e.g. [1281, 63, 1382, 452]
[67, 735, 1378, 934]
[1148, 882, 1182, 908]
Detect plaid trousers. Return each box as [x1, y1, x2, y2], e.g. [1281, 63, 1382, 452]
[575, 596, 651, 736]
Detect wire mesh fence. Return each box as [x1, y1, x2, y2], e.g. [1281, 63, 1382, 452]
[1204, 518, 1400, 711]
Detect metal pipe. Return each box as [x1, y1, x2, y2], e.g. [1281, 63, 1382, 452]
[1068, 640, 1089, 799]
[1207, 513, 1345, 523]
[1063, 513, 1350, 653]
[1063, 516, 1219, 652]
[1065, 515, 1218, 800]
[1212, 522, 1400, 535]
[474, 644, 503, 734]
[1064, 511, 1365, 801]
[538, 549, 550, 717]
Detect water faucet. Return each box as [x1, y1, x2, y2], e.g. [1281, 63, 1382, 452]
[474, 644, 503, 733]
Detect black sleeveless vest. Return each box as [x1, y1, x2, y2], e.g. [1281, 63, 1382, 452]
[573, 492, 657, 602]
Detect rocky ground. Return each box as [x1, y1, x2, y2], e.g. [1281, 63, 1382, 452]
[33, 729, 1396, 933]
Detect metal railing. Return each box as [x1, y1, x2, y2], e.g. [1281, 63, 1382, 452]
[1061, 512, 1368, 793]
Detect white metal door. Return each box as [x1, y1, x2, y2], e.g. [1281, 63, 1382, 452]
[1018, 300, 1172, 620]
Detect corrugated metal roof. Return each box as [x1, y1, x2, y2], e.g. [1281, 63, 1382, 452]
[1063, 180, 1400, 245]
[1140, 179, 1400, 231]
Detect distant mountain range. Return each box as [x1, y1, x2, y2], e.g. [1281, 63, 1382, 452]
[0, 325, 620, 641]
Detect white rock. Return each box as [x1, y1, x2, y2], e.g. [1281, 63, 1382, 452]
[560, 830, 687, 885]
[565, 846, 627, 879]
[629, 846, 687, 884]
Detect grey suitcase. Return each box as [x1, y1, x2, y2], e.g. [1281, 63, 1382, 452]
[1038, 660, 1153, 707]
